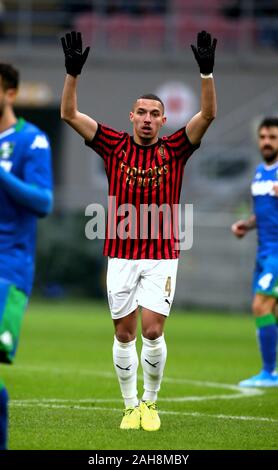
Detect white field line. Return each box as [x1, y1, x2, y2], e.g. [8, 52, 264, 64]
[6, 363, 264, 401]
[10, 390, 261, 403]
[9, 401, 278, 424]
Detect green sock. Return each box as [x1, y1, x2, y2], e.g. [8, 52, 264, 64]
[255, 313, 277, 373]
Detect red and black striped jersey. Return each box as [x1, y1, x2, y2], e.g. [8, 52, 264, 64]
[85, 124, 200, 259]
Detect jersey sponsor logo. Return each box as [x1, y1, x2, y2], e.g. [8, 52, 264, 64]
[258, 273, 273, 290]
[251, 180, 277, 196]
[0, 141, 14, 159]
[119, 159, 168, 188]
[30, 135, 49, 150]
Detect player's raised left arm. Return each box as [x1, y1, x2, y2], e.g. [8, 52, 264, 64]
[186, 31, 217, 146]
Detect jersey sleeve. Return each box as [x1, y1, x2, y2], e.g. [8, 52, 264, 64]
[23, 133, 53, 190]
[85, 123, 125, 162]
[165, 127, 200, 163]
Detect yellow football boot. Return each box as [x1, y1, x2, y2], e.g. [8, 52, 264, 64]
[139, 401, 161, 431]
[120, 406, 141, 430]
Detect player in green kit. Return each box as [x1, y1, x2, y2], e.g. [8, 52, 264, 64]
[0, 63, 53, 449]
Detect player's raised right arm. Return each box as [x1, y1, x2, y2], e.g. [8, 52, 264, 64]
[61, 74, 98, 141]
[60, 31, 98, 141]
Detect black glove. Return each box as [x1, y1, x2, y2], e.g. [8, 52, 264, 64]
[61, 31, 90, 77]
[191, 30, 217, 75]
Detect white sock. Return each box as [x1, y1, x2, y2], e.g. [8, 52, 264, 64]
[141, 334, 167, 403]
[113, 336, 139, 408]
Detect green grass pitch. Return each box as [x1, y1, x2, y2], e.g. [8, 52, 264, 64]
[1, 300, 278, 450]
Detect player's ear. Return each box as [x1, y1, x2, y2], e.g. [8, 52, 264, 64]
[161, 116, 167, 127]
[6, 88, 17, 104]
[130, 111, 134, 122]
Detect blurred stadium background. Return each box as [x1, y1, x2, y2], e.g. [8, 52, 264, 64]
[1, 0, 278, 310]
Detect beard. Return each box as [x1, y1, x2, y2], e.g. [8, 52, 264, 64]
[262, 148, 278, 164]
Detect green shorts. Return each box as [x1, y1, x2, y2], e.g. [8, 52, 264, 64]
[0, 279, 28, 364]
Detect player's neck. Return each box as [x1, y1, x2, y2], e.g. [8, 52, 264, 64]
[0, 107, 17, 133]
[133, 135, 159, 146]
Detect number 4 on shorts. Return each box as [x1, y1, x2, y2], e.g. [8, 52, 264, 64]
[165, 276, 171, 297]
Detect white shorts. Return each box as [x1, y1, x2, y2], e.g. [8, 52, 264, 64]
[107, 257, 179, 319]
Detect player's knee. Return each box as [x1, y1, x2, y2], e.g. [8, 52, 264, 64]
[142, 327, 162, 340]
[252, 299, 261, 316]
[115, 331, 136, 343]
[252, 298, 269, 316]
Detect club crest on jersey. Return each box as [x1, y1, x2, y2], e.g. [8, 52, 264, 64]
[0, 141, 14, 159]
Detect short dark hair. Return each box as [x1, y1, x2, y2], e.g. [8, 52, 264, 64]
[258, 117, 278, 131]
[0, 63, 19, 91]
[136, 93, 164, 113]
